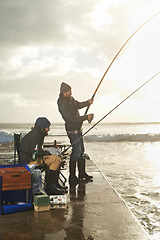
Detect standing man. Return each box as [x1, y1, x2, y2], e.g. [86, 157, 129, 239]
[19, 117, 67, 195]
[57, 82, 94, 186]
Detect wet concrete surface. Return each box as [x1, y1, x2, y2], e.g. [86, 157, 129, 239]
[0, 160, 151, 240]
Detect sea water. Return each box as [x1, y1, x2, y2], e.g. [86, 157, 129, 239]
[0, 122, 160, 239]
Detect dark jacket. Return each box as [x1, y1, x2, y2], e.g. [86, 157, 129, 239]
[57, 95, 90, 131]
[19, 124, 50, 164]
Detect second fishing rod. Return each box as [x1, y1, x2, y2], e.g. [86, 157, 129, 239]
[62, 72, 160, 155]
[84, 12, 160, 115]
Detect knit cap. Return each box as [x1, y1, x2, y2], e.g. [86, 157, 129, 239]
[60, 82, 71, 93]
[35, 117, 51, 129]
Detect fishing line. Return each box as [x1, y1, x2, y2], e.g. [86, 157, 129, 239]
[62, 72, 160, 155]
[85, 11, 160, 115]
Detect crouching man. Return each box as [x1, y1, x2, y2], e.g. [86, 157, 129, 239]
[19, 117, 67, 195]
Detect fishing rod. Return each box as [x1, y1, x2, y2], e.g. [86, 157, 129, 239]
[85, 11, 160, 115]
[62, 72, 160, 155]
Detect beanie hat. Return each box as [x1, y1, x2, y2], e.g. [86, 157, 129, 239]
[35, 117, 51, 129]
[60, 82, 71, 93]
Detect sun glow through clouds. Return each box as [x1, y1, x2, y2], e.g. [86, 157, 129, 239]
[0, 0, 160, 123]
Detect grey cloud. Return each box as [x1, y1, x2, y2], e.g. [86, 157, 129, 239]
[0, 0, 97, 46]
[0, 0, 63, 46]
[0, 0, 159, 123]
[0, 0, 133, 58]
[0, 0, 156, 55]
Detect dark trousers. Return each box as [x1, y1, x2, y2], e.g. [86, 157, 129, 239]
[67, 131, 85, 163]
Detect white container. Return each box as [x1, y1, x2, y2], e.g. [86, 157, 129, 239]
[50, 195, 67, 209]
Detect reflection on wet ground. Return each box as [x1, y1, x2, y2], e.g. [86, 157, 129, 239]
[0, 160, 150, 240]
[0, 183, 92, 240]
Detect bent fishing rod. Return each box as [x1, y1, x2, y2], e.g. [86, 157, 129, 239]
[85, 11, 160, 115]
[62, 71, 160, 155]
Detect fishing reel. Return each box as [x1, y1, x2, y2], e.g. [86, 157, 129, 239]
[88, 113, 94, 124]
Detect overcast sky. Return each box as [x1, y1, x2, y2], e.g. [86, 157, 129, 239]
[0, 0, 160, 124]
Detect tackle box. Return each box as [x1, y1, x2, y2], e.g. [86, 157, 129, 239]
[33, 194, 50, 212]
[0, 164, 33, 214]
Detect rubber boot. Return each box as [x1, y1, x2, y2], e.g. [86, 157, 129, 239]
[78, 158, 93, 181]
[44, 169, 65, 195]
[69, 160, 80, 187]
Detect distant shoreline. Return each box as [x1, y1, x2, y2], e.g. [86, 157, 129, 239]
[0, 121, 160, 125]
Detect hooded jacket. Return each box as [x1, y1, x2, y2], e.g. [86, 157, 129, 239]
[57, 95, 90, 131]
[19, 124, 50, 164]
